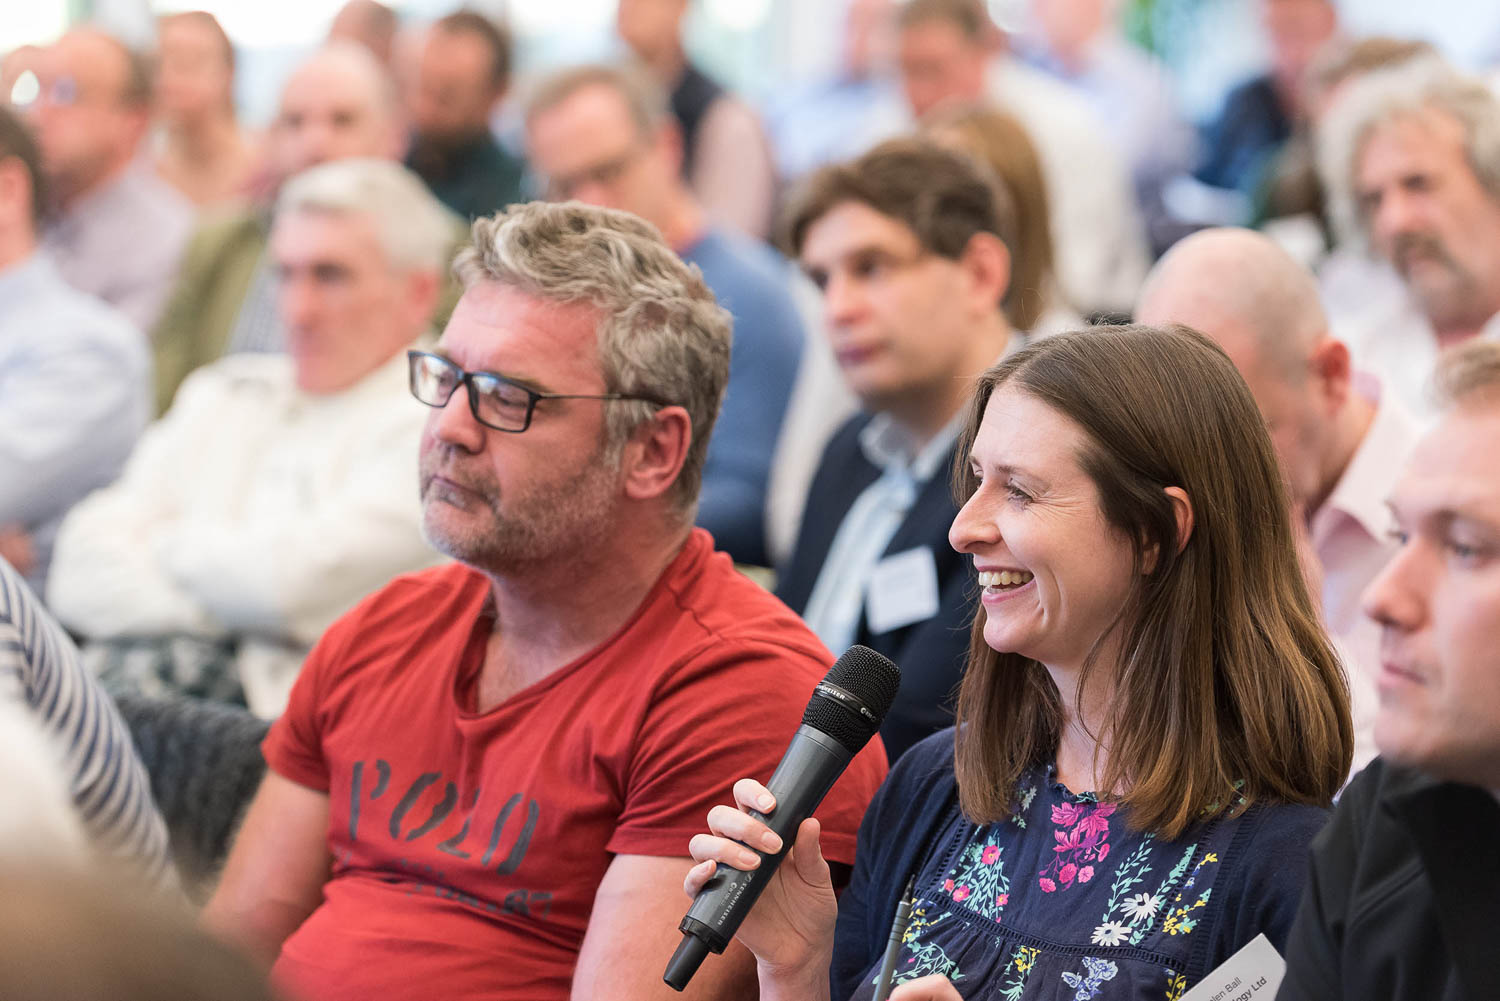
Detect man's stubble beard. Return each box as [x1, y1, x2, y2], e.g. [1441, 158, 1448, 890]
[420, 442, 623, 575]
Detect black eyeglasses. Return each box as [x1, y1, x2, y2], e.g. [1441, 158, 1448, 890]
[407, 350, 671, 433]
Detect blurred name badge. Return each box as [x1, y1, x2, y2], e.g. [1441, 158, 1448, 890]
[866, 547, 940, 635]
[1181, 934, 1286, 1001]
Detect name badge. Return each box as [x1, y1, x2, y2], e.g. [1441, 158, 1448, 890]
[1180, 933, 1286, 1001]
[865, 546, 941, 636]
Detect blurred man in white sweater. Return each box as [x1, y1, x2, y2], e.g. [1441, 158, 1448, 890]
[48, 159, 451, 716]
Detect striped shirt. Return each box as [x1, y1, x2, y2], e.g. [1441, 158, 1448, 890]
[0, 558, 172, 884]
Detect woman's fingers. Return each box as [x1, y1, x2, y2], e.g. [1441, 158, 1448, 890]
[733, 777, 776, 813]
[683, 858, 716, 897]
[706, 803, 783, 853]
[787, 818, 830, 888]
[889, 974, 964, 1000]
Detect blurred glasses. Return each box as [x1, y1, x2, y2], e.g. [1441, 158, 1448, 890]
[407, 350, 671, 433]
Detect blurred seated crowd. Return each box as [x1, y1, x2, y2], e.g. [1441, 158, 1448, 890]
[0, 0, 1498, 998]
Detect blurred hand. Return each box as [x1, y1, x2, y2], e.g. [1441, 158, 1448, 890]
[0, 526, 36, 578]
[890, 975, 964, 1000]
[684, 778, 839, 979]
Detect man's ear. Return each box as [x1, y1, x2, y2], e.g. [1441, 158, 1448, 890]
[959, 231, 1011, 317]
[621, 405, 692, 502]
[1309, 336, 1352, 413]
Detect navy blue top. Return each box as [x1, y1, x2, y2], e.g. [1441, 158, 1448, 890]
[832, 730, 1328, 1000]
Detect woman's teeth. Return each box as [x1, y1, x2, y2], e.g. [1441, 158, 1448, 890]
[977, 570, 1033, 589]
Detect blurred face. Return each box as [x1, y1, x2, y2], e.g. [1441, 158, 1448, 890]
[155, 17, 233, 123]
[1355, 111, 1500, 333]
[950, 384, 1140, 670]
[1362, 405, 1500, 787]
[1031, 0, 1109, 63]
[526, 84, 672, 224]
[271, 209, 415, 394]
[28, 32, 146, 199]
[799, 200, 982, 415]
[408, 28, 500, 143]
[898, 19, 988, 119]
[616, 0, 688, 59]
[418, 282, 622, 572]
[1262, 0, 1336, 86]
[269, 58, 396, 182]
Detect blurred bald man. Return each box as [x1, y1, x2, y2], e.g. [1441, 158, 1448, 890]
[151, 42, 415, 414]
[1137, 227, 1419, 776]
[28, 27, 193, 332]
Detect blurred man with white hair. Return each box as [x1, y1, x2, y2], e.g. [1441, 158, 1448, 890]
[49, 159, 451, 717]
[1319, 62, 1500, 422]
[1137, 227, 1421, 778]
[151, 42, 419, 415]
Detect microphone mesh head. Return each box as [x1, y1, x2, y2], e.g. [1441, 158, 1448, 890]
[801, 645, 901, 753]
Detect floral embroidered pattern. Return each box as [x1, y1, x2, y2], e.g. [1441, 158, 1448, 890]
[942, 829, 1012, 922]
[1164, 969, 1188, 1001]
[879, 907, 967, 988]
[1161, 854, 1219, 937]
[1011, 784, 1038, 829]
[1061, 956, 1119, 1000]
[1038, 800, 1115, 892]
[998, 945, 1039, 1001]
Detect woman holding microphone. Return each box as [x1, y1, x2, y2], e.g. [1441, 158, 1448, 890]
[686, 324, 1353, 1000]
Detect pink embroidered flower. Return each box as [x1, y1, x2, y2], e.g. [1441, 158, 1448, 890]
[981, 846, 1001, 865]
[996, 893, 1009, 907]
[1078, 866, 1095, 883]
[1039, 877, 1057, 892]
[1059, 863, 1078, 885]
[953, 886, 971, 902]
[943, 878, 954, 891]
[1097, 843, 1110, 861]
[1051, 802, 1084, 826]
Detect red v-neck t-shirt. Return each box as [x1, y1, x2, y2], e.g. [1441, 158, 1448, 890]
[263, 528, 889, 1001]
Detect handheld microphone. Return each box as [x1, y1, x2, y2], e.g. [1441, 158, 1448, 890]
[662, 645, 900, 992]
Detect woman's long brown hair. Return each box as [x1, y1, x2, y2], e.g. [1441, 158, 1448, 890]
[950, 324, 1353, 839]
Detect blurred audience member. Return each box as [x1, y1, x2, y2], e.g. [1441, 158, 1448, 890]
[49, 160, 449, 718]
[0, 556, 173, 883]
[154, 11, 260, 208]
[1279, 340, 1500, 1001]
[405, 10, 524, 220]
[763, 0, 908, 184]
[0, 105, 147, 593]
[151, 42, 409, 414]
[327, 0, 398, 69]
[1020, 0, 1195, 238]
[616, 0, 777, 239]
[526, 64, 805, 567]
[1195, 0, 1338, 201]
[1318, 62, 1500, 422]
[0, 867, 279, 1001]
[1138, 227, 1419, 778]
[777, 139, 1017, 761]
[925, 103, 1081, 337]
[26, 27, 193, 331]
[896, 0, 1147, 316]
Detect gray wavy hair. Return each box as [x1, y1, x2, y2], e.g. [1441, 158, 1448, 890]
[276, 157, 454, 274]
[455, 200, 732, 515]
[1318, 57, 1500, 249]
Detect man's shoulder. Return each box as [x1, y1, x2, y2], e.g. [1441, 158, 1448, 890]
[8, 260, 145, 357]
[685, 229, 794, 300]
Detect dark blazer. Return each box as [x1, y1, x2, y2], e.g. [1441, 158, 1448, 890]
[1278, 758, 1500, 1001]
[776, 415, 975, 762]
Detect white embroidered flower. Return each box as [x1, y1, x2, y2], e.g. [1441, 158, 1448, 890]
[1090, 921, 1130, 947]
[1121, 892, 1160, 924]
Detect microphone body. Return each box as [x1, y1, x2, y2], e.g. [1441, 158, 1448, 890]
[664, 646, 900, 992]
[676, 724, 852, 953]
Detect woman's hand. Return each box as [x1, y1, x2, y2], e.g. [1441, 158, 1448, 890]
[889, 974, 964, 999]
[684, 778, 839, 983]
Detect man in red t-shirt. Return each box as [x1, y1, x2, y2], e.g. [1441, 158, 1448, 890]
[202, 200, 889, 1001]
